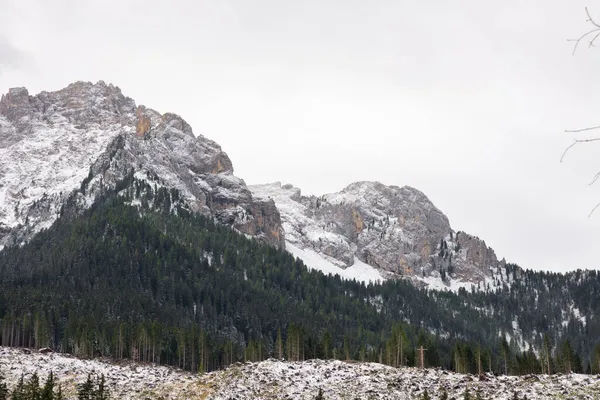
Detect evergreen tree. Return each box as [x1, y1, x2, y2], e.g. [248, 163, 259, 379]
[421, 388, 431, 400]
[95, 374, 109, 400]
[11, 375, 25, 400]
[500, 338, 510, 375]
[475, 387, 484, 400]
[560, 339, 574, 374]
[77, 374, 94, 400]
[322, 331, 332, 360]
[314, 388, 324, 400]
[55, 385, 63, 400]
[593, 344, 600, 374]
[41, 371, 55, 400]
[0, 371, 8, 400]
[463, 387, 471, 400]
[25, 372, 41, 400]
[439, 388, 449, 400]
[276, 328, 283, 359]
[542, 335, 553, 375]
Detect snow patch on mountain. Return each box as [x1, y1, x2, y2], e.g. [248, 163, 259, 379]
[286, 242, 384, 284]
[250, 181, 506, 292]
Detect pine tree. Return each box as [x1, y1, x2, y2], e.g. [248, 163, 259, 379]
[560, 339, 574, 374]
[95, 374, 109, 400]
[11, 375, 25, 400]
[543, 334, 552, 375]
[500, 338, 510, 375]
[55, 385, 63, 400]
[41, 371, 55, 400]
[463, 387, 471, 400]
[475, 387, 484, 400]
[391, 323, 407, 367]
[0, 371, 8, 400]
[314, 388, 324, 400]
[276, 328, 283, 359]
[25, 372, 41, 400]
[77, 374, 94, 400]
[322, 331, 331, 360]
[421, 389, 431, 400]
[593, 344, 600, 374]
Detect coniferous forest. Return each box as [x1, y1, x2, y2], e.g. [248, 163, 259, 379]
[1, 177, 600, 377]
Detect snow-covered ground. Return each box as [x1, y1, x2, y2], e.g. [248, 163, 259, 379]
[200, 359, 600, 400]
[2, 347, 599, 399]
[0, 347, 196, 399]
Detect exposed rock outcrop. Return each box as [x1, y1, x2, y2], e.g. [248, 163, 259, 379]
[0, 81, 284, 249]
[251, 181, 503, 289]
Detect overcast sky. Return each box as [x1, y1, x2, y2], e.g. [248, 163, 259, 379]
[0, 0, 599, 273]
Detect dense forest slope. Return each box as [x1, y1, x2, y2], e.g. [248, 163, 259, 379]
[0, 177, 599, 376]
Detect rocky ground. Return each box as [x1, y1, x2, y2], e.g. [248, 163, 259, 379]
[2, 347, 600, 399]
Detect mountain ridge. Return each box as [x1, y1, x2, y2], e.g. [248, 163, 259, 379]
[250, 181, 506, 291]
[0, 81, 283, 250]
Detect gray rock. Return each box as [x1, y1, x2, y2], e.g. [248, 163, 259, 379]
[0, 81, 284, 249]
[251, 181, 503, 288]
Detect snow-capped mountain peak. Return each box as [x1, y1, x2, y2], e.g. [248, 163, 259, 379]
[0, 81, 283, 249]
[250, 181, 505, 290]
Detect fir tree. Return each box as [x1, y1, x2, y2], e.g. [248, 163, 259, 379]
[41, 371, 55, 400]
[463, 387, 471, 400]
[77, 374, 94, 400]
[55, 385, 63, 400]
[0, 374, 8, 400]
[475, 387, 484, 400]
[11, 375, 25, 400]
[95, 374, 109, 400]
[314, 388, 324, 400]
[0, 371, 8, 400]
[25, 372, 41, 400]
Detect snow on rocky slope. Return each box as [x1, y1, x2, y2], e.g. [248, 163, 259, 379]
[250, 182, 506, 291]
[2, 347, 598, 399]
[0, 81, 283, 249]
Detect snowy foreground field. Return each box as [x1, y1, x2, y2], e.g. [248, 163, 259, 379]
[1, 347, 600, 399]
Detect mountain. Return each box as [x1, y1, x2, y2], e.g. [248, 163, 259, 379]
[1, 81, 600, 379]
[250, 181, 505, 290]
[0, 81, 283, 250]
[0, 81, 514, 292]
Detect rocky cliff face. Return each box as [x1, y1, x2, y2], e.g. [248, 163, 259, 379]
[0, 81, 284, 249]
[250, 182, 505, 289]
[0, 80, 505, 290]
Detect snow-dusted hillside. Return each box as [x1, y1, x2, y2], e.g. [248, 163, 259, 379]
[250, 182, 506, 291]
[0, 81, 283, 249]
[2, 347, 598, 399]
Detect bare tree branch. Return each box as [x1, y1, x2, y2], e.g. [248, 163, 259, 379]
[565, 125, 600, 133]
[588, 201, 600, 217]
[560, 138, 600, 162]
[586, 6, 600, 28]
[568, 7, 600, 54]
[565, 8, 600, 217]
[590, 171, 600, 186]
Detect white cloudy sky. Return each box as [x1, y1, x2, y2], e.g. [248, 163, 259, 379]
[0, 0, 599, 272]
